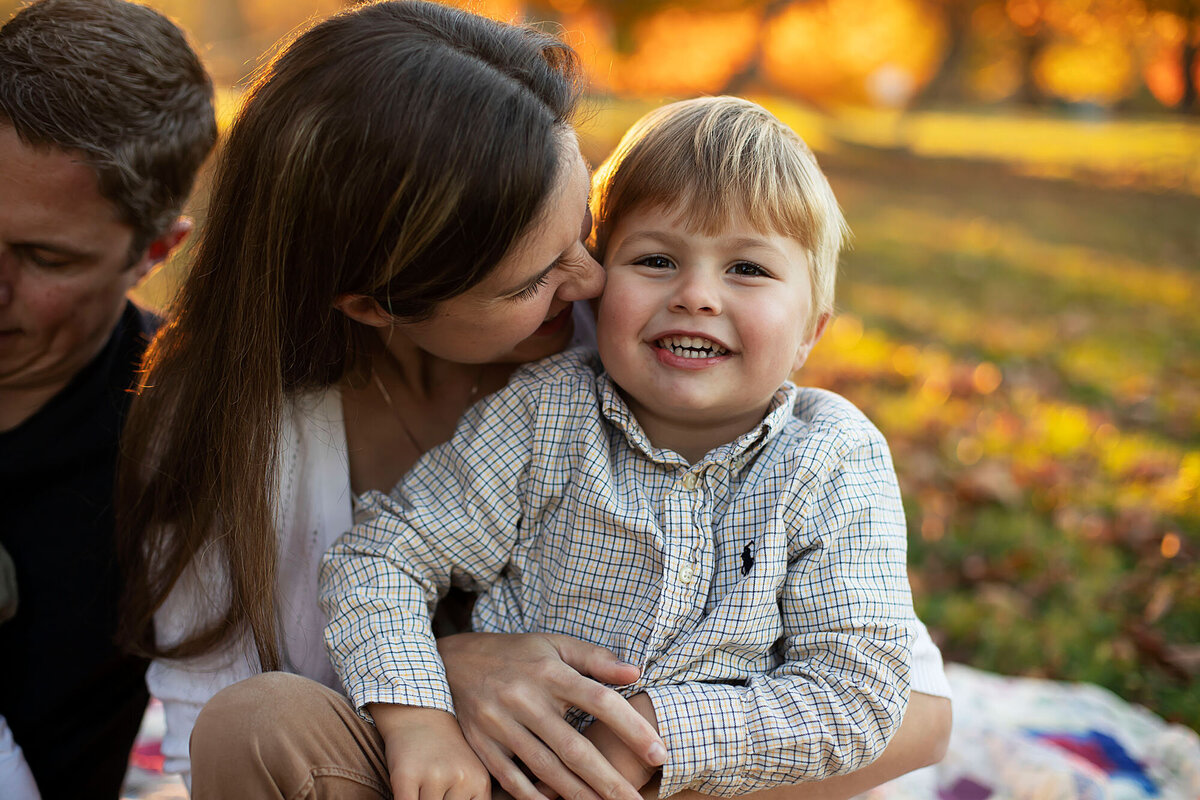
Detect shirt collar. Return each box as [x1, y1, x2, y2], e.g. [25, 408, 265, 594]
[596, 371, 799, 469]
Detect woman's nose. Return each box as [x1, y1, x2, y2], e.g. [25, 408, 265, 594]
[557, 250, 605, 303]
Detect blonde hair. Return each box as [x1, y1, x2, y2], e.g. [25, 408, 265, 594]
[591, 96, 848, 330]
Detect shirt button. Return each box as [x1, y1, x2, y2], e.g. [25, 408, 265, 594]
[678, 564, 696, 584]
[681, 473, 698, 490]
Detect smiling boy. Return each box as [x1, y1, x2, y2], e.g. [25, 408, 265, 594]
[321, 97, 921, 799]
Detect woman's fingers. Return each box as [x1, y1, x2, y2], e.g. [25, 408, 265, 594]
[503, 723, 607, 800]
[519, 715, 646, 800]
[547, 666, 666, 770]
[459, 712, 603, 800]
[440, 633, 660, 800]
[545, 634, 643, 686]
[466, 735, 543, 800]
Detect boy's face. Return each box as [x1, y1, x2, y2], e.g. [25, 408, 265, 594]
[596, 202, 827, 436]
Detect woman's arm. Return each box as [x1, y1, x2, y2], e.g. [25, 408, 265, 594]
[439, 632, 666, 800]
[442, 634, 949, 800]
[655, 691, 952, 800]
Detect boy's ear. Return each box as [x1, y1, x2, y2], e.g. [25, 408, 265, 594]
[792, 312, 831, 372]
[334, 294, 394, 328]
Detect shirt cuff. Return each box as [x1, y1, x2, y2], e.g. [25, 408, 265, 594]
[644, 682, 747, 798]
[340, 634, 455, 722]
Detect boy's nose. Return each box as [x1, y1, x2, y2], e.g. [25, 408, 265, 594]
[669, 272, 721, 315]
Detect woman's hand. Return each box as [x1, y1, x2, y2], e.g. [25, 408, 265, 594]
[576, 693, 662, 793]
[370, 703, 492, 800]
[438, 633, 667, 800]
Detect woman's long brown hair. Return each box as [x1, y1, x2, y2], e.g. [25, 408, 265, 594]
[117, 0, 582, 670]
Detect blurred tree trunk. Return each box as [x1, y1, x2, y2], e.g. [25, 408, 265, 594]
[1181, 0, 1198, 112]
[1014, 23, 1049, 105]
[1147, 0, 1198, 112]
[720, 0, 797, 95]
[914, 0, 980, 107]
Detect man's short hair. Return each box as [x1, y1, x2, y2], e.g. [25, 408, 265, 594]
[591, 96, 849, 331]
[0, 0, 217, 256]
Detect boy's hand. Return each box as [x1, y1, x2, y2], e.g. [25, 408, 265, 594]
[370, 703, 492, 800]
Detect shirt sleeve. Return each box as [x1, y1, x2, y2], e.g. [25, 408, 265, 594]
[319, 373, 543, 719]
[645, 424, 914, 797]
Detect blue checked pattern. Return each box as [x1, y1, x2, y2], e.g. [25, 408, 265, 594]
[321, 348, 914, 797]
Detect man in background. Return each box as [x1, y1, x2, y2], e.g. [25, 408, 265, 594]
[0, 0, 216, 795]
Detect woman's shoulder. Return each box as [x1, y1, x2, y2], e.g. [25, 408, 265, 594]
[508, 346, 602, 391]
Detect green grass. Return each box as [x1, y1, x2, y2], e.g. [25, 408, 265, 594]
[803, 138, 1199, 730]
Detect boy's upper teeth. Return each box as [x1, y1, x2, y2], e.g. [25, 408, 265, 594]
[658, 335, 728, 356]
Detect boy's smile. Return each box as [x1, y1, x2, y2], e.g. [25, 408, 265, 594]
[596, 202, 828, 459]
[654, 332, 731, 365]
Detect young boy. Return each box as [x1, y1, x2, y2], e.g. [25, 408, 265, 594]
[322, 97, 917, 798]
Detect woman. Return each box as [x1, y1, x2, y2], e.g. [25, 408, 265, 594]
[118, 3, 951, 799]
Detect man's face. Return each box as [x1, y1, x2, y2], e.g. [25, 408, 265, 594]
[0, 124, 151, 398]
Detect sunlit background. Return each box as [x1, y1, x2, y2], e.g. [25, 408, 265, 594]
[6, 0, 1193, 727]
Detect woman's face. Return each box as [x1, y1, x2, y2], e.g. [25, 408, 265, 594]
[392, 135, 603, 365]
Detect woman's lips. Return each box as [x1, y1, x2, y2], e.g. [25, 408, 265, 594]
[533, 306, 571, 337]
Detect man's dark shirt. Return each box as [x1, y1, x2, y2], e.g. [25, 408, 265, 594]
[0, 302, 156, 800]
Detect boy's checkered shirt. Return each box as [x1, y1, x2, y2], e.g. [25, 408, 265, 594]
[321, 348, 915, 797]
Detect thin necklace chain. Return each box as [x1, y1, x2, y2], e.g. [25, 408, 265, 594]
[370, 364, 481, 457]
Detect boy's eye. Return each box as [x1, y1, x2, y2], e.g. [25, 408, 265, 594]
[729, 261, 768, 277]
[634, 255, 674, 270]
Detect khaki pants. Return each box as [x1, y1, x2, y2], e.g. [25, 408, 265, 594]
[191, 672, 392, 800]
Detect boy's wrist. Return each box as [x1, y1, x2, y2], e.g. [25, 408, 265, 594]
[368, 702, 458, 741]
[628, 692, 660, 734]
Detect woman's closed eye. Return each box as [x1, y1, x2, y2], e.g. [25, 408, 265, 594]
[634, 254, 674, 270]
[511, 273, 550, 301]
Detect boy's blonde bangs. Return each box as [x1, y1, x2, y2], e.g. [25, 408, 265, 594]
[591, 97, 848, 323]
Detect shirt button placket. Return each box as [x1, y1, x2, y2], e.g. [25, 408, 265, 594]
[679, 472, 702, 588]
